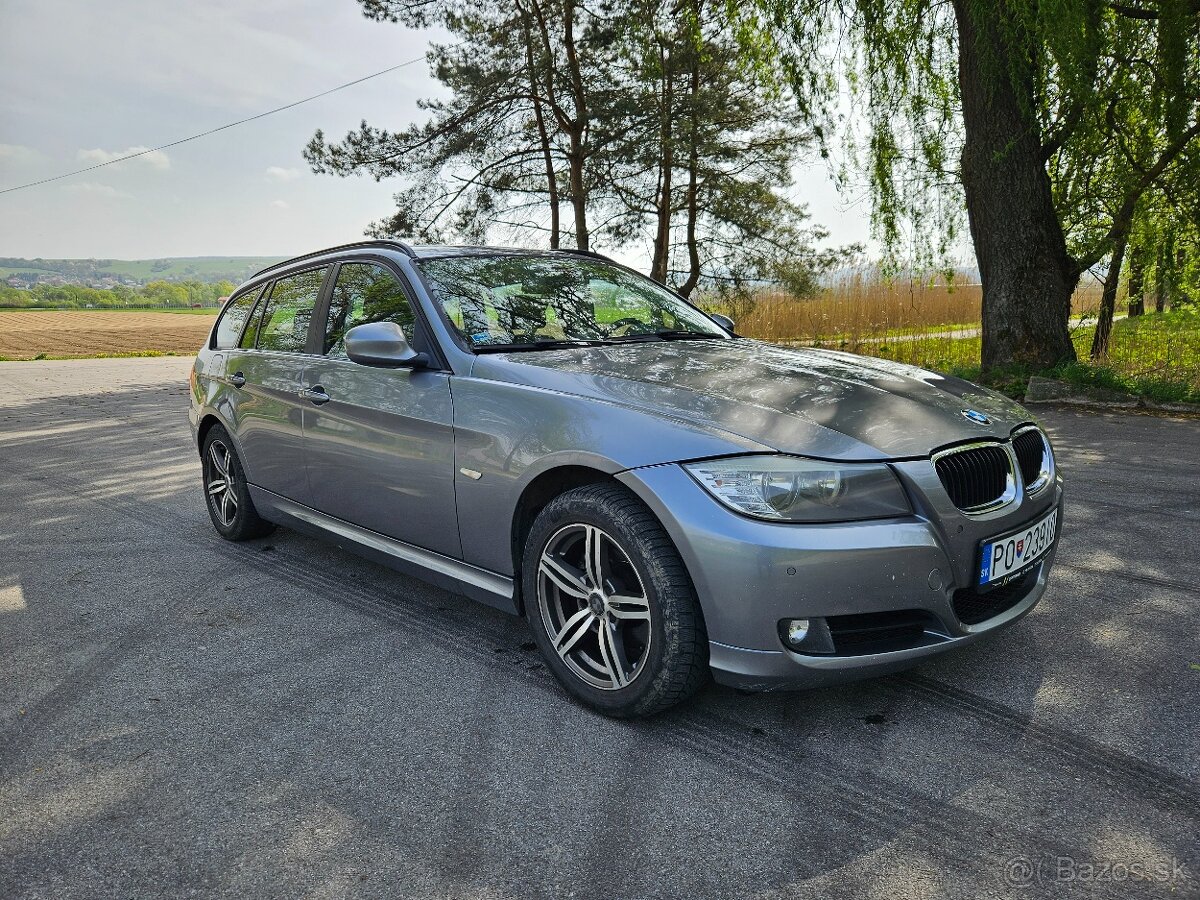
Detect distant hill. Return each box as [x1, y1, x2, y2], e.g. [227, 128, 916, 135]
[0, 256, 287, 286]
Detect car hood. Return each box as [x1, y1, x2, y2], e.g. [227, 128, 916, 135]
[471, 339, 1034, 460]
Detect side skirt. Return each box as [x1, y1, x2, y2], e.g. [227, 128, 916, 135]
[247, 486, 518, 615]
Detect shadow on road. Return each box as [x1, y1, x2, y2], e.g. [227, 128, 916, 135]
[1, 362, 1197, 898]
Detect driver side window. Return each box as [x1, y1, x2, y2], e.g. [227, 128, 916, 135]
[324, 262, 417, 357]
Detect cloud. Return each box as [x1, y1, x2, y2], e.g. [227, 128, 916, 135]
[265, 166, 301, 181]
[77, 146, 171, 170]
[270, 199, 290, 209]
[0, 143, 41, 166]
[62, 181, 131, 198]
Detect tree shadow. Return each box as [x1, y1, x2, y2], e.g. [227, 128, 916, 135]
[1, 366, 1196, 898]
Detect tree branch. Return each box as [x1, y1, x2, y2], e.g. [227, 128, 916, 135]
[1074, 118, 1200, 271]
[1109, 0, 1200, 20]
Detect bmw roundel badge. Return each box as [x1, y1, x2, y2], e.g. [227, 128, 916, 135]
[960, 409, 992, 426]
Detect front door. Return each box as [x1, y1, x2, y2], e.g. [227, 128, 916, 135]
[302, 260, 460, 559]
[222, 267, 328, 505]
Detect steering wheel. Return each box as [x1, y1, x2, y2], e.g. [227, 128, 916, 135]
[605, 317, 654, 337]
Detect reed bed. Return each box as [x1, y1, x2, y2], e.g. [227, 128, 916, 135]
[713, 274, 1197, 398]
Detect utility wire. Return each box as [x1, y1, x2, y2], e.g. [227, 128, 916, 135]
[0, 53, 431, 196]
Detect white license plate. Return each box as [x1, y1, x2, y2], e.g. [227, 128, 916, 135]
[979, 507, 1059, 588]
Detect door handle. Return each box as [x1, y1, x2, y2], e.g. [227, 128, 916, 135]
[229, 372, 246, 387]
[299, 385, 331, 405]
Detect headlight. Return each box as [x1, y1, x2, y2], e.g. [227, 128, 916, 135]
[683, 455, 910, 523]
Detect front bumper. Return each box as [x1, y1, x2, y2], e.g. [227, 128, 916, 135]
[616, 462, 1062, 691]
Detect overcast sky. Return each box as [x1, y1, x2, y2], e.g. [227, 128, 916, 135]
[0, 0, 874, 262]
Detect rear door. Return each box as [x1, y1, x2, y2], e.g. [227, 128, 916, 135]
[302, 260, 460, 558]
[222, 267, 329, 505]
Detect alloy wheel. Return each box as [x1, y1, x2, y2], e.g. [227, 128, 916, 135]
[205, 439, 239, 528]
[537, 523, 652, 690]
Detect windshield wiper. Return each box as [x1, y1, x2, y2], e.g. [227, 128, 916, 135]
[610, 330, 725, 343]
[473, 339, 614, 354]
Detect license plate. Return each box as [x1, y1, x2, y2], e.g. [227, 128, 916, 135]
[978, 507, 1059, 588]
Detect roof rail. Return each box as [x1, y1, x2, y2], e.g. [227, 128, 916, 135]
[250, 239, 417, 279]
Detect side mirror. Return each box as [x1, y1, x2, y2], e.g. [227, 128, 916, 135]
[344, 321, 428, 369]
[710, 313, 735, 332]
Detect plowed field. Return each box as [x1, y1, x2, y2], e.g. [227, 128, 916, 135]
[0, 311, 215, 358]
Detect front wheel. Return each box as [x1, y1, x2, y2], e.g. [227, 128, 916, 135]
[523, 483, 708, 717]
[201, 424, 275, 542]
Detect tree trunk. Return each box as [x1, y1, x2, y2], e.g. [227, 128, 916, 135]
[677, 51, 703, 298]
[561, 0, 589, 251]
[1127, 245, 1145, 316]
[1172, 245, 1187, 307]
[1091, 234, 1128, 359]
[953, 1, 1078, 371]
[650, 46, 674, 283]
[565, 135, 588, 250]
[1154, 242, 1167, 313]
[538, 114, 561, 250]
[518, 6, 560, 248]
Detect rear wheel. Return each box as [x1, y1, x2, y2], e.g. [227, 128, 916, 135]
[523, 483, 708, 717]
[201, 424, 275, 541]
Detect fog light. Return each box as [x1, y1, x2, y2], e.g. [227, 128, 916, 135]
[778, 616, 837, 655]
[784, 618, 810, 646]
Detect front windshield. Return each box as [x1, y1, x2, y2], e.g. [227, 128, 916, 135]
[415, 254, 728, 350]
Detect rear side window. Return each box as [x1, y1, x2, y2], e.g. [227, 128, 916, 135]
[212, 288, 260, 349]
[239, 288, 268, 349]
[323, 262, 417, 356]
[256, 268, 327, 353]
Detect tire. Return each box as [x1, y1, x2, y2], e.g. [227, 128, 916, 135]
[522, 483, 708, 717]
[200, 424, 275, 542]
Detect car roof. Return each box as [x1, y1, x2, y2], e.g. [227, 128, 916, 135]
[250, 240, 610, 280]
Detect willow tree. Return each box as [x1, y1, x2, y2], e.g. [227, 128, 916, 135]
[757, 0, 1200, 371]
[1042, 3, 1200, 357]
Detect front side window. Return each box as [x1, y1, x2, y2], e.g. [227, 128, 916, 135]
[415, 254, 726, 350]
[213, 287, 261, 349]
[323, 262, 417, 356]
[255, 268, 327, 353]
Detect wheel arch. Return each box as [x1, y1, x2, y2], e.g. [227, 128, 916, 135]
[196, 413, 224, 453]
[195, 411, 256, 484]
[510, 465, 616, 614]
[508, 463, 704, 629]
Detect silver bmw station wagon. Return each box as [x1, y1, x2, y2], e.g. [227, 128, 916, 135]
[189, 240, 1062, 717]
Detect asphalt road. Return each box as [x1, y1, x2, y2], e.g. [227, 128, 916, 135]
[1, 357, 1197, 900]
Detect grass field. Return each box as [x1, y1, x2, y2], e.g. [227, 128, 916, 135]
[0, 256, 283, 282]
[726, 275, 1198, 403]
[0, 310, 216, 359]
[94, 257, 283, 281]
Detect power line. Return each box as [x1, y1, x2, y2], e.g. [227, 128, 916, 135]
[0, 54, 430, 196]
